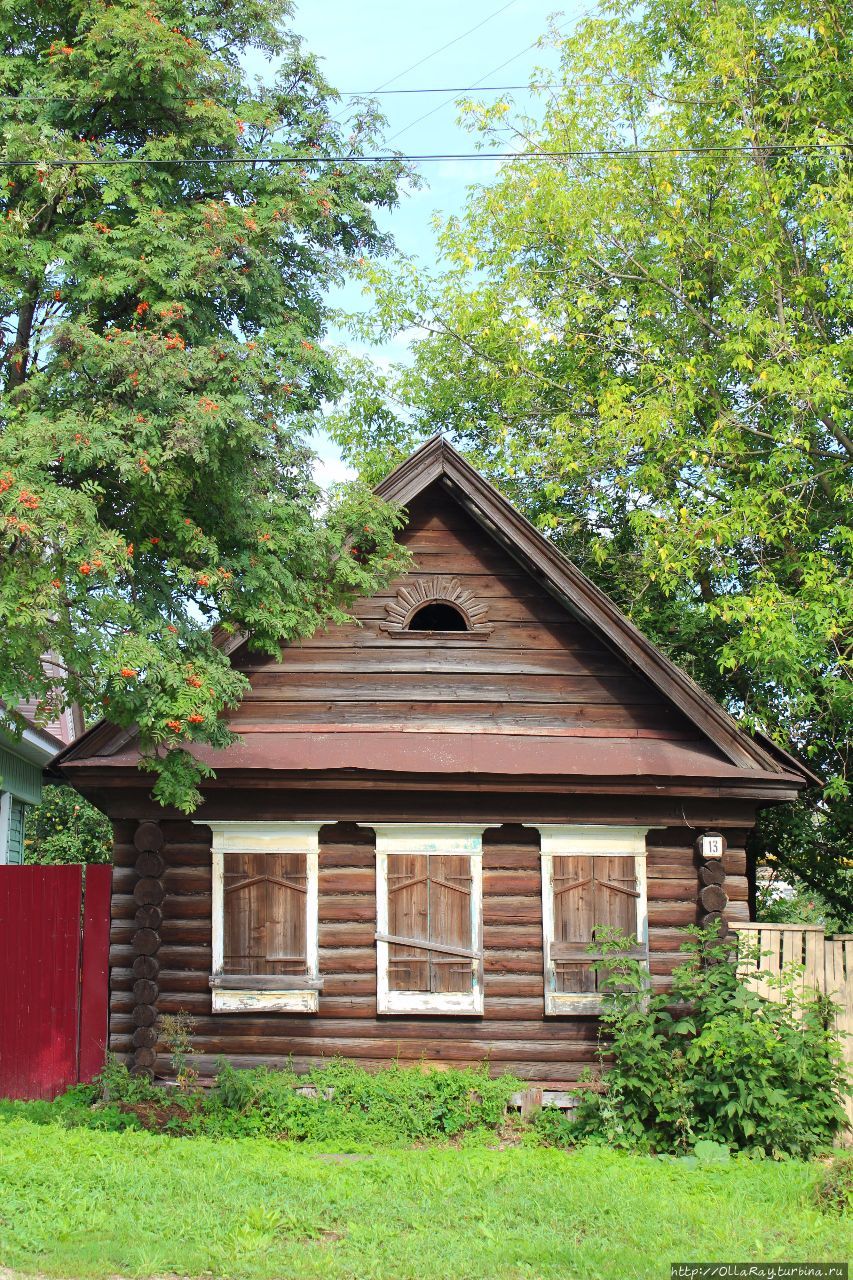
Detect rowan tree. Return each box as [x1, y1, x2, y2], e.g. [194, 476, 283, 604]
[333, 0, 853, 914]
[0, 0, 409, 809]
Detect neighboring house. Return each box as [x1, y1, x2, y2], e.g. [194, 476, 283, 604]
[0, 683, 82, 864]
[50, 438, 816, 1087]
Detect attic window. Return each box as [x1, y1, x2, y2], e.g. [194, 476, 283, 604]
[407, 602, 468, 632]
[381, 576, 493, 640]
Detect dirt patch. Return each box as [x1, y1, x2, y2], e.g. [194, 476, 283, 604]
[113, 1100, 198, 1130]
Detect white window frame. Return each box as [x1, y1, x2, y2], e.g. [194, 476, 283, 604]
[540, 825, 650, 1016]
[370, 824, 486, 1016]
[200, 821, 322, 1013]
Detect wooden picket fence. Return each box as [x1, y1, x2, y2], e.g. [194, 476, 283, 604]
[733, 923, 853, 1139]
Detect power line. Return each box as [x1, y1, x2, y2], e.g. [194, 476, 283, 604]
[386, 7, 595, 144]
[369, 0, 523, 92]
[0, 84, 546, 104]
[0, 142, 844, 167]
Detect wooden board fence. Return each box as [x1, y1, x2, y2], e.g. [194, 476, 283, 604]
[733, 923, 853, 1139]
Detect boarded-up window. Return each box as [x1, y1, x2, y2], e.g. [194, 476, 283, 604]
[387, 854, 474, 995]
[550, 855, 640, 995]
[540, 827, 649, 1015]
[223, 852, 308, 977]
[205, 823, 322, 1013]
[375, 826, 485, 1015]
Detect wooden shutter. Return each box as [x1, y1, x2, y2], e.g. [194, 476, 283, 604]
[551, 855, 639, 994]
[386, 852, 474, 994]
[223, 852, 308, 977]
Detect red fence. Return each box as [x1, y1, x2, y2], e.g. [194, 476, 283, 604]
[0, 864, 111, 1100]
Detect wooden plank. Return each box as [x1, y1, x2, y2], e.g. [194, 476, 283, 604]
[78, 865, 112, 1084]
[232, 701, 682, 731]
[242, 648, 620, 676]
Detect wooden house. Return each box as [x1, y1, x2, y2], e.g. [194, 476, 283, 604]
[51, 438, 814, 1089]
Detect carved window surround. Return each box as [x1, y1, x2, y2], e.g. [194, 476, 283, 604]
[381, 575, 493, 639]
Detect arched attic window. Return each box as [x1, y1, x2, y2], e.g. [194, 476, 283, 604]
[381, 576, 494, 641]
[407, 601, 469, 632]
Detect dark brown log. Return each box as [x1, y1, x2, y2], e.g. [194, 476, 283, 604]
[135, 905, 163, 931]
[134, 822, 164, 853]
[132, 928, 161, 956]
[700, 911, 723, 929]
[699, 884, 728, 912]
[131, 1047, 157, 1070]
[135, 851, 166, 878]
[699, 862, 726, 886]
[132, 954, 160, 981]
[131, 1004, 157, 1028]
[133, 978, 159, 1004]
[134, 877, 165, 907]
[131, 1025, 157, 1049]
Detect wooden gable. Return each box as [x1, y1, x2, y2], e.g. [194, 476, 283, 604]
[230, 487, 699, 744]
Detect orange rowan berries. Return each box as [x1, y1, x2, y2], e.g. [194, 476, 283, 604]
[188, 713, 204, 724]
[166, 719, 182, 732]
[79, 562, 91, 575]
[120, 667, 137, 678]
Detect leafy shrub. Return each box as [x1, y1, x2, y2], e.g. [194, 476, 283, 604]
[4, 1059, 524, 1147]
[572, 928, 848, 1159]
[199, 1059, 523, 1145]
[531, 1105, 577, 1148]
[24, 784, 111, 864]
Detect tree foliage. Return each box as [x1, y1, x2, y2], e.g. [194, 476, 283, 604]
[0, 0, 409, 810]
[24, 783, 112, 863]
[333, 0, 853, 915]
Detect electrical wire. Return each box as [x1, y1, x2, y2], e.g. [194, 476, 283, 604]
[0, 84, 548, 104]
[368, 0, 523, 92]
[385, 6, 596, 144]
[0, 142, 844, 167]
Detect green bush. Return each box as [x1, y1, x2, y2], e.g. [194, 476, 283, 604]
[199, 1059, 523, 1145]
[572, 928, 849, 1159]
[4, 1058, 524, 1148]
[24, 784, 111, 864]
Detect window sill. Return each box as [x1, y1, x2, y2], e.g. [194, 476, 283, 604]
[545, 992, 604, 1016]
[378, 990, 484, 1016]
[212, 988, 319, 1013]
[210, 975, 321, 1014]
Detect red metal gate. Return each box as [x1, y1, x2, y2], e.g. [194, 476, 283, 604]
[0, 864, 111, 1100]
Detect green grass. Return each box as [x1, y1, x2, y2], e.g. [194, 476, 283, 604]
[0, 1118, 849, 1280]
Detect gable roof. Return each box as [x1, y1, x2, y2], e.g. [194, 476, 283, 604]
[372, 436, 815, 783]
[49, 435, 817, 792]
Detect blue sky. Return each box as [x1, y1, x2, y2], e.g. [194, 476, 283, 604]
[251, 1, 587, 480]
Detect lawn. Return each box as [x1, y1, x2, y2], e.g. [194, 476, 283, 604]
[0, 1119, 849, 1280]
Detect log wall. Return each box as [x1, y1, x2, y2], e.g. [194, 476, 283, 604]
[108, 818, 751, 1086]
